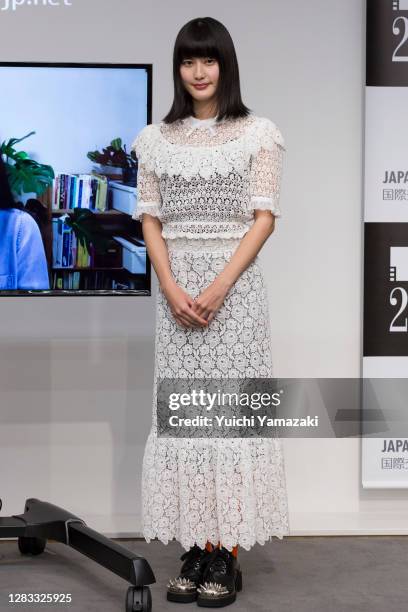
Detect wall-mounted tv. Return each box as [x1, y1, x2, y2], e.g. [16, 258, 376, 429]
[0, 62, 152, 296]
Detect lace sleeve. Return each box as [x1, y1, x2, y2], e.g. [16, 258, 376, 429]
[249, 119, 286, 218]
[131, 125, 162, 221]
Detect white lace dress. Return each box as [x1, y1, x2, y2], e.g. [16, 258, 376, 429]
[132, 113, 290, 552]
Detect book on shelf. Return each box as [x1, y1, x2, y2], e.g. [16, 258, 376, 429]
[53, 173, 108, 211]
[51, 270, 140, 290]
[52, 217, 91, 268]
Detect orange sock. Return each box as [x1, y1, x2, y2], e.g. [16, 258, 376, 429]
[217, 541, 239, 557]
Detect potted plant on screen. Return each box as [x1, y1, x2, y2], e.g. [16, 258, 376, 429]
[87, 138, 138, 186]
[61, 208, 113, 263]
[0, 131, 55, 204]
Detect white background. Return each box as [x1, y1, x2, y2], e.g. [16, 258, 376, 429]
[364, 87, 408, 222]
[1, 0, 405, 538]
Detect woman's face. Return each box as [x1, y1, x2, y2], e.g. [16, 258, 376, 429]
[180, 56, 219, 107]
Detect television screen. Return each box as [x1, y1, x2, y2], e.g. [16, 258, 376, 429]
[0, 62, 152, 296]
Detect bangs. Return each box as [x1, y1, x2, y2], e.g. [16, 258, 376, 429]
[175, 23, 221, 64]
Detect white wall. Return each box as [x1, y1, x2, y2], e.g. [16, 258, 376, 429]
[1, 0, 404, 537]
[0, 66, 148, 174]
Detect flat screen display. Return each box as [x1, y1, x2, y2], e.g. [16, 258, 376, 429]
[0, 62, 151, 296]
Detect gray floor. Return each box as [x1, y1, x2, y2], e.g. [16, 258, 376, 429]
[0, 536, 407, 611]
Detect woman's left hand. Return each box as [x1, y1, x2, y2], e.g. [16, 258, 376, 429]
[192, 277, 232, 324]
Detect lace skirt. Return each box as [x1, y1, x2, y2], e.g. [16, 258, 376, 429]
[141, 236, 290, 552]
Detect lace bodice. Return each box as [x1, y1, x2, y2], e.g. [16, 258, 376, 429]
[131, 113, 286, 239]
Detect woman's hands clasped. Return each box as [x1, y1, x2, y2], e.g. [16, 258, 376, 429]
[162, 278, 231, 329]
[190, 277, 231, 325]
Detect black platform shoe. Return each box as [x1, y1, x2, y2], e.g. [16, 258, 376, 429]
[167, 544, 214, 603]
[196, 546, 242, 608]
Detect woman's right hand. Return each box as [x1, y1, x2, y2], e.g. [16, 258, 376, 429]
[161, 280, 209, 329]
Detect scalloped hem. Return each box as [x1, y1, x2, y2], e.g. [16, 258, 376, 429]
[162, 229, 250, 240]
[249, 196, 282, 217]
[142, 529, 290, 552]
[132, 200, 162, 221]
[249, 207, 282, 218]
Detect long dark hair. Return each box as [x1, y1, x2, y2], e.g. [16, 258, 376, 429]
[163, 17, 252, 124]
[0, 154, 20, 210]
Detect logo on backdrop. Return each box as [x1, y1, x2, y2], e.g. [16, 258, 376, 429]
[1, 0, 72, 10]
[367, 0, 408, 85]
[383, 170, 408, 206]
[364, 223, 408, 356]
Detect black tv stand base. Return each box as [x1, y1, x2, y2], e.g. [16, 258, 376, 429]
[0, 498, 155, 611]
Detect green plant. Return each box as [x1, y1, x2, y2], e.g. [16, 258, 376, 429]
[87, 138, 137, 169]
[63, 209, 111, 254]
[0, 132, 55, 196]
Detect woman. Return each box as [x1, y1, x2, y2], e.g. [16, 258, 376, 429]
[0, 156, 50, 290]
[132, 17, 289, 608]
